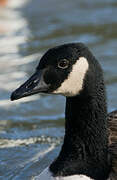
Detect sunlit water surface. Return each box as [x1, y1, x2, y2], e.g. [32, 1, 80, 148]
[0, 0, 117, 179]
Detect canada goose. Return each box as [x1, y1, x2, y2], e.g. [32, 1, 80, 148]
[11, 43, 117, 180]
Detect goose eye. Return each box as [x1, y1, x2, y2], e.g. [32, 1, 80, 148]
[58, 59, 69, 69]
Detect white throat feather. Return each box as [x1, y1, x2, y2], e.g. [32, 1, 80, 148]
[35, 167, 94, 180]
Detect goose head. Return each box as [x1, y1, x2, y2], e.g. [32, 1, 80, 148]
[11, 43, 102, 100]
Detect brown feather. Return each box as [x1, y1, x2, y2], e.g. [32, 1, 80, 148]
[108, 110, 117, 179]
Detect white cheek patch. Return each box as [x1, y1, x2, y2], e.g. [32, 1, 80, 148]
[53, 57, 89, 96]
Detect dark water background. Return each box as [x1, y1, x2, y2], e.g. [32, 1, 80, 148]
[0, 0, 117, 179]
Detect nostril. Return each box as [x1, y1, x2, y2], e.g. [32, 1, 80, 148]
[26, 81, 35, 89]
[34, 79, 39, 83]
[25, 79, 39, 90]
[26, 82, 32, 89]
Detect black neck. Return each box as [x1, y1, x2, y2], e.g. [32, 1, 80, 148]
[65, 94, 108, 157]
[50, 78, 111, 180]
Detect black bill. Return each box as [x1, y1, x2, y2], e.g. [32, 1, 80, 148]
[11, 70, 49, 101]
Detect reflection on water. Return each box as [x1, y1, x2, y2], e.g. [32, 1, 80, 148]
[0, 0, 117, 179]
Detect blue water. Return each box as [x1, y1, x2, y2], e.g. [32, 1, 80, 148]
[0, 0, 117, 179]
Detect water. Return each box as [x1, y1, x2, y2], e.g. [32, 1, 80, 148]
[0, 0, 117, 179]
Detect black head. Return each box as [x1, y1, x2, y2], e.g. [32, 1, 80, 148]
[11, 43, 102, 100]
